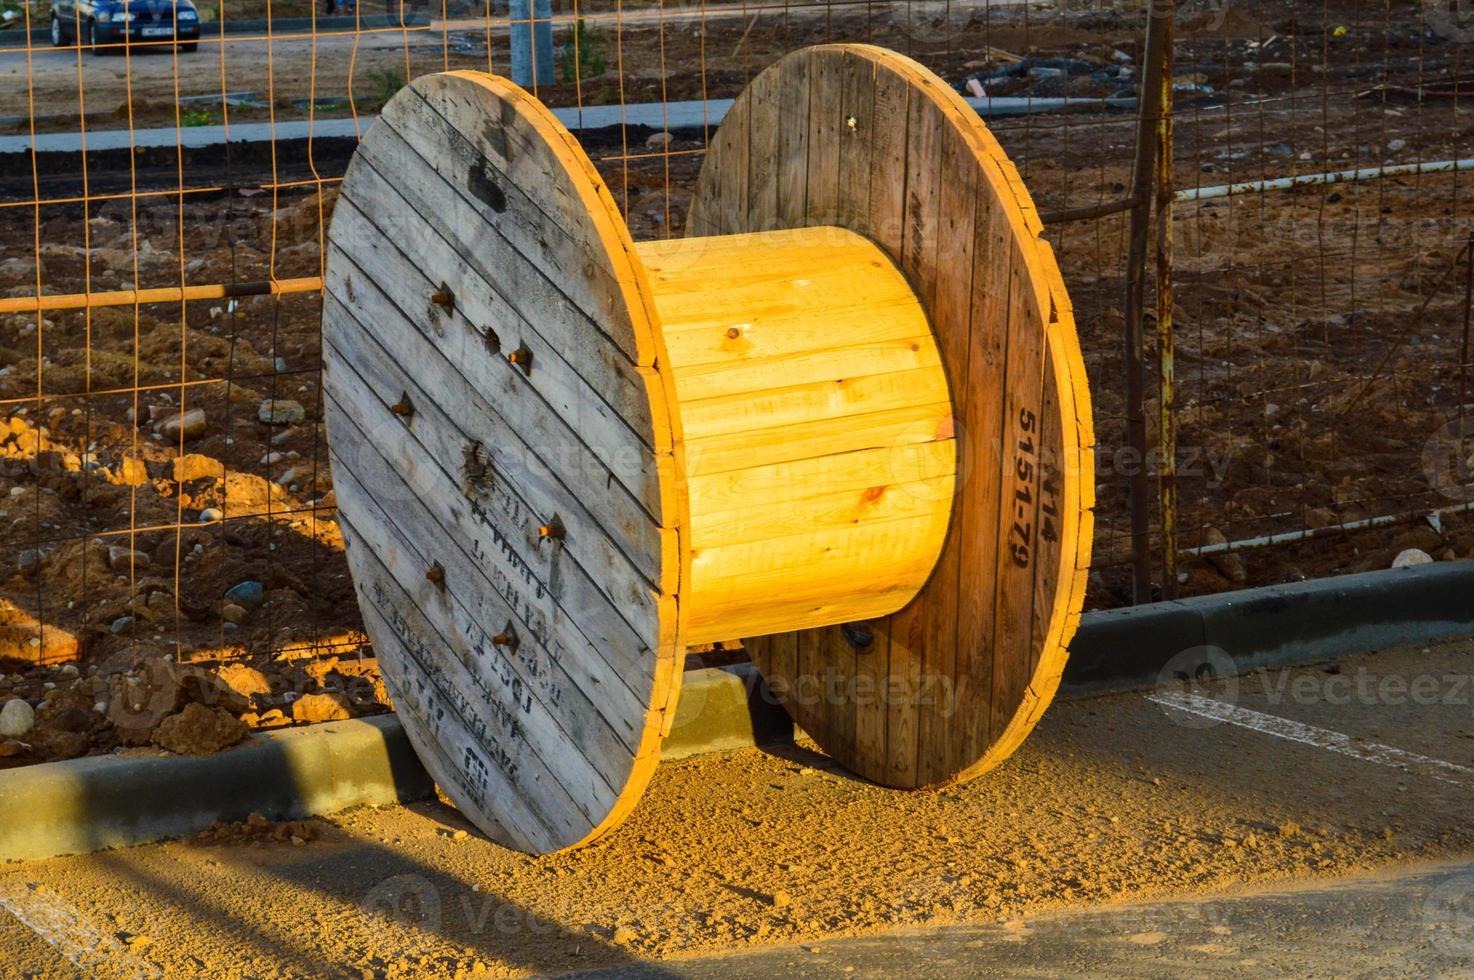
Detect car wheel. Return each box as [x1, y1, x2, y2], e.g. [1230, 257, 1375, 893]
[50, 16, 64, 47]
[177, 41, 198, 53]
[88, 20, 110, 55]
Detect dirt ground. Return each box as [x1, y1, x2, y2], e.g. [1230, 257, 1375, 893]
[0, 0, 1472, 765]
[3, 640, 1474, 977]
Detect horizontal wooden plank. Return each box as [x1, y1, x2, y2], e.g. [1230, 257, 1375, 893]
[670, 333, 941, 403]
[683, 400, 953, 476]
[691, 474, 954, 550]
[323, 248, 670, 592]
[680, 367, 953, 441]
[687, 438, 954, 516]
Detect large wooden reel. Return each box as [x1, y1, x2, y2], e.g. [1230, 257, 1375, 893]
[322, 44, 1093, 854]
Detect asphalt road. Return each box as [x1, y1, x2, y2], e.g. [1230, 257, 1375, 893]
[578, 859, 1474, 977]
[2, 639, 1473, 978]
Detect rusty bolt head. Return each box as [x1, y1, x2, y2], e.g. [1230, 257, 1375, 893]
[491, 622, 521, 653]
[841, 621, 875, 651]
[507, 344, 534, 375]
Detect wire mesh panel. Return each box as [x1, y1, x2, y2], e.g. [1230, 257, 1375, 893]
[1160, 0, 1474, 602]
[0, 0, 1468, 763]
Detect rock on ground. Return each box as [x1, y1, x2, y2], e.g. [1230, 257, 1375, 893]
[1392, 548, 1434, 568]
[291, 692, 352, 724]
[0, 698, 35, 738]
[151, 703, 249, 755]
[258, 399, 307, 425]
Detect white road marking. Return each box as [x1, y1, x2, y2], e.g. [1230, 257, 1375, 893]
[1147, 691, 1474, 787]
[0, 881, 163, 979]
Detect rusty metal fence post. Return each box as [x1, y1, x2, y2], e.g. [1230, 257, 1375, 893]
[1122, 0, 1174, 604]
[1154, 8, 1176, 599]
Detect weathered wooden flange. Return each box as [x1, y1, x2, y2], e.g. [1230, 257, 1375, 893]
[322, 70, 687, 853]
[688, 44, 1096, 789]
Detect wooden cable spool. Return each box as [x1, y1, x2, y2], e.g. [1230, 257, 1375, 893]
[322, 43, 1094, 855]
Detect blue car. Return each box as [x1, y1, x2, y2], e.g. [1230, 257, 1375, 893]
[50, 0, 202, 54]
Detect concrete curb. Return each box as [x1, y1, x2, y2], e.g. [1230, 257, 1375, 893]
[1060, 560, 1474, 694]
[1, 562, 1470, 861]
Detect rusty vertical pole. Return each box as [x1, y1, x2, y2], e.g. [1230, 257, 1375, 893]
[1155, 10, 1177, 599]
[1123, 0, 1173, 604]
[1459, 232, 1473, 503]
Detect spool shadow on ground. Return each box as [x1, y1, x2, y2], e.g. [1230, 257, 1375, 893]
[88, 791, 677, 976]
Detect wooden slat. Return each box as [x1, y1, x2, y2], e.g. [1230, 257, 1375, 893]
[691, 475, 954, 550]
[987, 243, 1049, 748]
[680, 367, 951, 441]
[864, 55, 910, 254]
[775, 54, 811, 230]
[950, 161, 1012, 777]
[804, 52, 843, 225]
[862, 55, 915, 786]
[747, 61, 782, 227]
[836, 49, 876, 230]
[683, 401, 953, 477]
[687, 440, 953, 518]
[914, 119, 979, 784]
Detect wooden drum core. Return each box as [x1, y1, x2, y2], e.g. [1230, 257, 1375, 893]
[639, 229, 954, 644]
[322, 43, 1093, 854]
